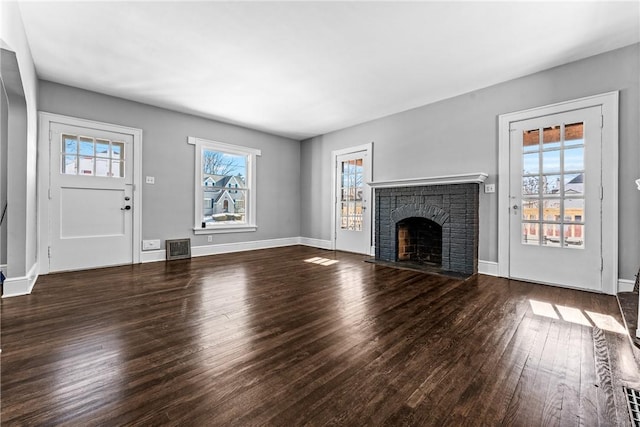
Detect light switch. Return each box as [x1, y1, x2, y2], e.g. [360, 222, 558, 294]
[145, 176, 155, 184]
[484, 184, 496, 193]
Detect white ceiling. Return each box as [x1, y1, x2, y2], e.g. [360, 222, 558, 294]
[17, 1, 640, 140]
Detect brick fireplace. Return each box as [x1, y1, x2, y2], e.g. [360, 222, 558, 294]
[372, 175, 485, 276]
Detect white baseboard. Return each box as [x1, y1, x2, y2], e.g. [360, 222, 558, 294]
[191, 237, 299, 257]
[298, 237, 333, 250]
[141, 237, 312, 263]
[618, 278, 635, 293]
[478, 260, 499, 276]
[2, 262, 39, 298]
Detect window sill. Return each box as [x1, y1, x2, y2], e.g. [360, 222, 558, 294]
[193, 225, 258, 235]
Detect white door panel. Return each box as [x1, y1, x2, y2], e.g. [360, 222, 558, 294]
[509, 107, 602, 291]
[59, 188, 126, 237]
[50, 122, 133, 272]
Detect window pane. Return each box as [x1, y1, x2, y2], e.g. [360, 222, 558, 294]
[541, 174, 561, 195]
[79, 157, 94, 175]
[111, 160, 124, 178]
[542, 224, 561, 247]
[95, 158, 110, 177]
[523, 152, 539, 175]
[565, 122, 584, 146]
[522, 176, 539, 195]
[564, 146, 584, 171]
[542, 125, 561, 149]
[79, 137, 94, 156]
[203, 188, 246, 224]
[564, 173, 584, 196]
[63, 135, 78, 154]
[95, 139, 110, 157]
[522, 223, 539, 245]
[203, 149, 246, 178]
[62, 155, 77, 175]
[523, 129, 539, 152]
[565, 198, 585, 223]
[564, 224, 584, 249]
[542, 199, 560, 221]
[542, 150, 560, 173]
[522, 199, 539, 221]
[112, 142, 124, 160]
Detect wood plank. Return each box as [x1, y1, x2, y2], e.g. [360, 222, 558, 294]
[1, 246, 637, 425]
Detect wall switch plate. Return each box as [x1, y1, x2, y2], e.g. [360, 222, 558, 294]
[142, 239, 161, 250]
[484, 184, 496, 193]
[207, 236, 213, 243]
[145, 176, 155, 184]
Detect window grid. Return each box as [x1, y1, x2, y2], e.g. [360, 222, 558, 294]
[521, 123, 585, 249]
[61, 134, 125, 178]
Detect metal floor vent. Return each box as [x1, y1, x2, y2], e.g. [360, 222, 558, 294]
[624, 386, 640, 426]
[166, 238, 191, 260]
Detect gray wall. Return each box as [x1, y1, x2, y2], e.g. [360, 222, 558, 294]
[301, 43, 640, 281]
[38, 81, 301, 249]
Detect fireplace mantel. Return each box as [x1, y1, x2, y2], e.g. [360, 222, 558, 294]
[368, 173, 488, 188]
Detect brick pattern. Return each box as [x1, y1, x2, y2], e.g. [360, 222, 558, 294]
[375, 183, 479, 275]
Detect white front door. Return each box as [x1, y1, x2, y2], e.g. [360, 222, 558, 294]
[49, 122, 134, 272]
[335, 149, 371, 254]
[509, 106, 602, 291]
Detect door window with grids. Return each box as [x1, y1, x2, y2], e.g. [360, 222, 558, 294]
[340, 158, 364, 231]
[61, 134, 125, 178]
[521, 122, 585, 248]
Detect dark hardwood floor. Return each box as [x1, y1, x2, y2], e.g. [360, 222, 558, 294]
[2, 246, 639, 426]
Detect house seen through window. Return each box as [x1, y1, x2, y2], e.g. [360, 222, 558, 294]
[189, 137, 260, 233]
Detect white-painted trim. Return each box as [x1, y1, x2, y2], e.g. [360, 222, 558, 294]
[618, 279, 635, 293]
[193, 225, 258, 235]
[142, 237, 303, 263]
[2, 262, 38, 298]
[299, 237, 333, 250]
[497, 92, 619, 295]
[37, 112, 143, 276]
[188, 136, 260, 234]
[331, 142, 374, 255]
[369, 173, 488, 188]
[478, 260, 499, 276]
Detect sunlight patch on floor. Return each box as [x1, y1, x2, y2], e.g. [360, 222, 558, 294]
[305, 257, 339, 266]
[529, 299, 627, 335]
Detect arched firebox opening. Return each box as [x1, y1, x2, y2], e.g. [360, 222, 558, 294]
[396, 217, 442, 267]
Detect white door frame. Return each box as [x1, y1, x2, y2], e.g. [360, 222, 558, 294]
[497, 92, 618, 295]
[331, 142, 373, 254]
[38, 112, 143, 275]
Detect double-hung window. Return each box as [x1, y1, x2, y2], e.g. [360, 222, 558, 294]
[189, 137, 261, 234]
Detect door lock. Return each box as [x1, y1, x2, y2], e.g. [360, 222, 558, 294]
[121, 205, 131, 211]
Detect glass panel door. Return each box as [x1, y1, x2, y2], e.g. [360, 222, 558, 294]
[508, 106, 601, 292]
[340, 158, 364, 231]
[520, 122, 585, 248]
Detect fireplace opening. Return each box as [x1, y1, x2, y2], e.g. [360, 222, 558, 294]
[396, 217, 442, 267]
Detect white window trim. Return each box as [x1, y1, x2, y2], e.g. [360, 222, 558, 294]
[188, 136, 261, 234]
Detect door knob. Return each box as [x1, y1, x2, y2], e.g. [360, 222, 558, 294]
[121, 205, 131, 210]
[512, 205, 519, 210]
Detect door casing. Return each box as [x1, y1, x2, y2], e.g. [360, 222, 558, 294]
[497, 92, 618, 295]
[38, 112, 143, 275]
[331, 142, 373, 255]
